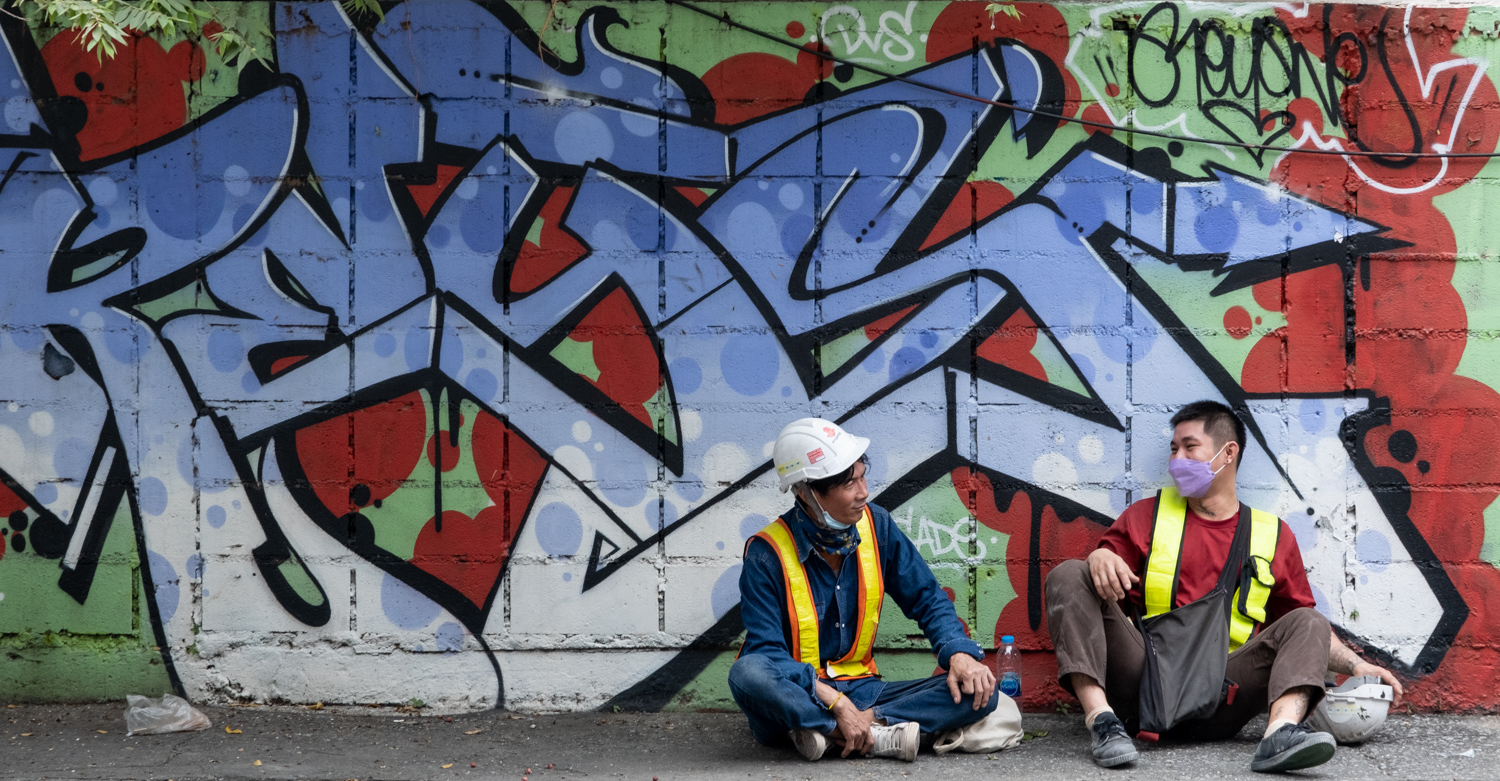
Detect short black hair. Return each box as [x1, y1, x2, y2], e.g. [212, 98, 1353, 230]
[1170, 400, 1246, 454]
[806, 454, 870, 496]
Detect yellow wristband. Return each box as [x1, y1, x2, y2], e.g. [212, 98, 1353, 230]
[828, 692, 843, 711]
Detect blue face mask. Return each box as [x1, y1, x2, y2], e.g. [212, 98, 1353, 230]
[796, 487, 861, 557]
[819, 511, 852, 531]
[801, 486, 852, 530]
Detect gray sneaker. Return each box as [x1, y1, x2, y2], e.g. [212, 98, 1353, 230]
[1250, 722, 1336, 773]
[789, 728, 828, 761]
[1089, 712, 1139, 768]
[869, 721, 920, 762]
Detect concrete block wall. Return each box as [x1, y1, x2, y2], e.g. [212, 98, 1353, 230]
[2, 0, 1499, 712]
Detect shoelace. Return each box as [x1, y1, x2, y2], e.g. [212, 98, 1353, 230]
[872, 725, 905, 753]
[1264, 722, 1315, 749]
[1092, 716, 1128, 734]
[1092, 717, 1128, 740]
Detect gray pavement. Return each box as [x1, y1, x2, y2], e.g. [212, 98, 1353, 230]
[3, 702, 1497, 780]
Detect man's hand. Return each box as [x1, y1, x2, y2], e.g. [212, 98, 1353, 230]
[1352, 661, 1405, 707]
[947, 653, 997, 711]
[1086, 548, 1139, 602]
[830, 699, 875, 757]
[1329, 630, 1404, 707]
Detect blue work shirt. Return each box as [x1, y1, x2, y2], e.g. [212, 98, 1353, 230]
[738, 502, 984, 710]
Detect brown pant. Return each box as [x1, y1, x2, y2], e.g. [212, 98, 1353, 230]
[1044, 559, 1330, 740]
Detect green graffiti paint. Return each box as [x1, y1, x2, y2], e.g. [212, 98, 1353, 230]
[0, 502, 171, 701]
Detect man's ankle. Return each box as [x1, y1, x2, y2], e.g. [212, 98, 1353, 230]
[1264, 718, 1297, 738]
[1085, 707, 1115, 728]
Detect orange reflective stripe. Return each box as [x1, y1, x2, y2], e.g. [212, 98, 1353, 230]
[753, 520, 820, 669]
[833, 508, 883, 677]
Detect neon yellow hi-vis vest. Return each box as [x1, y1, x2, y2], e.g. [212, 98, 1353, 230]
[1143, 487, 1280, 652]
[750, 508, 884, 679]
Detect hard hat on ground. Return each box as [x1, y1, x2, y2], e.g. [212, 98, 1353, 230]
[1308, 675, 1394, 744]
[773, 418, 870, 492]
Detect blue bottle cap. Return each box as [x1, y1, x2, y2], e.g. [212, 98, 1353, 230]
[1001, 635, 1014, 644]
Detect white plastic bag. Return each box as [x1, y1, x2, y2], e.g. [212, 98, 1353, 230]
[124, 693, 212, 735]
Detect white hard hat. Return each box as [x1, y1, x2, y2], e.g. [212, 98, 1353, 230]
[772, 418, 870, 492]
[1308, 675, 1394, 744]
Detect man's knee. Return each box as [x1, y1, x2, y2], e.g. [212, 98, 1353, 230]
[1044, 558, 1090, 601]
[1280, 607, 1331, 637]
[728, 654, 779, 703]
[936, 681, 1003, 730]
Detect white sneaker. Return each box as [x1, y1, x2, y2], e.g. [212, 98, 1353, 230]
[870, 721, 920, 762]
[790, 728, 828, 761]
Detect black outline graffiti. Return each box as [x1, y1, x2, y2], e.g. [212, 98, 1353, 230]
[1123, 3, 1467, 169]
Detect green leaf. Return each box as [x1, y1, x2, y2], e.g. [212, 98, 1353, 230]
[985, 2, 1023, 20]
[22, 0, 272, 68]
[342, 0, 385, 21]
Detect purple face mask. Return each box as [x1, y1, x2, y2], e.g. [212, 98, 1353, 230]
[1167, 443, 1229, 498]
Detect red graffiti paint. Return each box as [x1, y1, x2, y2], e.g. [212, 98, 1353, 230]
[268, 355, 311, 378]
[292, 391, 546, 612]
[409, 409, 548, 610]
[565, 288, 663, 430]
[956, 467, 1106, 708]
[510, 186, 587, 294]
[470, 410, 549, 526]
[1258, 5, 1500, 709]
[1223, 305, 1252, 340]
[1080, 103, 1113, 135]
[412, 507, 509, 608]
[0, 484, 29, 564]
[673, 186, 710, 207]
[976, 308, 1047, 382]
[925, 2, 1081, 122]
[39, 30, 205, 161]
[702, 44, 834, 126]
[407, 164, 467, 218]
[0, 481, 27, 518]
[427, 413, 465, 473]
[294, 391, 429, 517]
[920, 180, 1014, 250]
[862, 304, 917, 341]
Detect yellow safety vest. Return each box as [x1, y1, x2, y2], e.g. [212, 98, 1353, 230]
[1143, 487, 1279, 652]
[750, 508, 884, 679]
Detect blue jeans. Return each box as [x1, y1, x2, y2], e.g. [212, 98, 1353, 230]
[728, 654, 1000, 747]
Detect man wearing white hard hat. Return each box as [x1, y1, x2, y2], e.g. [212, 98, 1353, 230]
[727, 418, 1022, 762]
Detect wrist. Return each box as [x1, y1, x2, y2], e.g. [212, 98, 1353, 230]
[950, 652, 980, 670]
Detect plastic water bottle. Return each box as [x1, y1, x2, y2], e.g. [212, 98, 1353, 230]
[998, 635, 1022, 699]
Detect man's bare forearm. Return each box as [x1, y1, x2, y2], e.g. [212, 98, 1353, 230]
[1328, 629, 1360, 676]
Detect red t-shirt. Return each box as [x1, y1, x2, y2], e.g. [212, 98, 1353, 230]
[1099, 496, 1316, 625]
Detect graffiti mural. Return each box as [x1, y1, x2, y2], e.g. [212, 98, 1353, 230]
[2, 0, 1499, 711]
